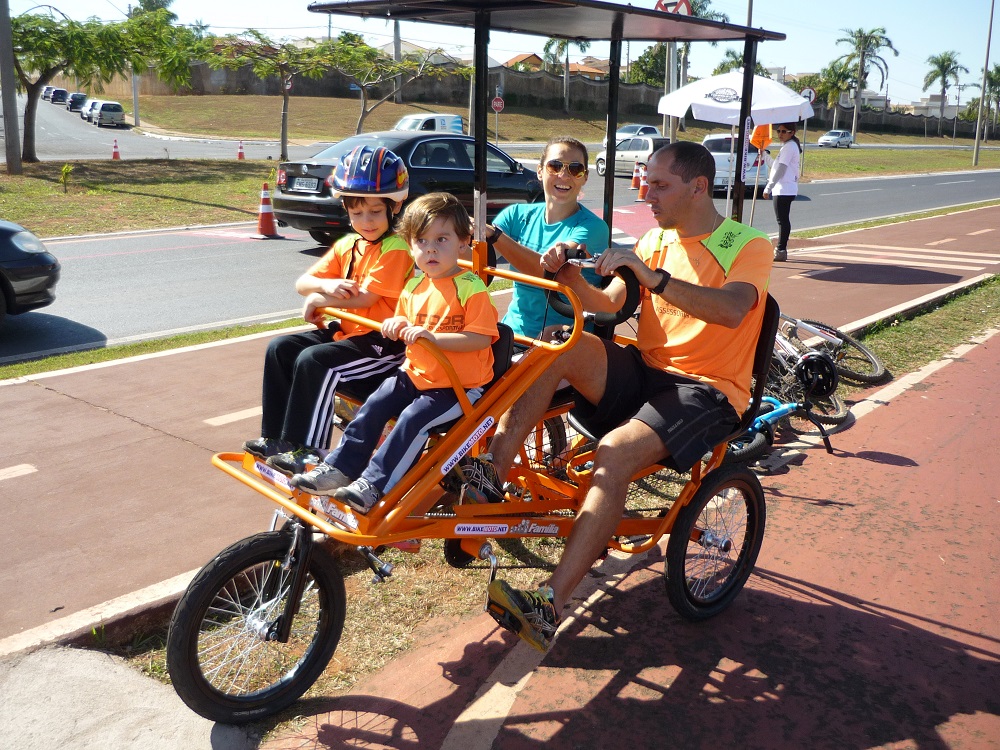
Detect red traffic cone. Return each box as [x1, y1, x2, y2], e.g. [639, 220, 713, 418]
[112, 139, 121, 160]
[237, 140, 245, 160]
[251, 182, 284, 239]
[635, 164, 649, 202]
[630, 161, 641, 189]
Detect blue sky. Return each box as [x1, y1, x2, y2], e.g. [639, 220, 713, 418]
[11, 0, 998, 106]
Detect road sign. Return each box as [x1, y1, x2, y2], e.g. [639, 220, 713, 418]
[491, 96, 504, 113]
[801, 87, 817, 104]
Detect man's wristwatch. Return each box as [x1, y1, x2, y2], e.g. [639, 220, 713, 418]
[486, 225, 503, 246]
[650, 268, 671, 295]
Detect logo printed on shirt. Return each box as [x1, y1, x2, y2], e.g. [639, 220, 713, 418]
[413, 313, 465, 330]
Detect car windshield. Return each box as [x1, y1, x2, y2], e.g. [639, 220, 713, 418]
[395, 117, 421, 131]
[310, 135, 409, 162]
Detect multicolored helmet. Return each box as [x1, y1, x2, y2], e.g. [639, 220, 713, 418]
[331, 145, 409, 201]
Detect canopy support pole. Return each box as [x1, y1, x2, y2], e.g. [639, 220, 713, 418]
[603, 12, 624, 238]
[473, 10, 490, 242]
[732, 37, 759, 223]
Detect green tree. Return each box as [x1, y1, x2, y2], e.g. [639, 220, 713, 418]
[329, 33, 469, 136]
[711, 48, 769, 77]
[835, 27, 899, 139]
[817, 59, 854, 130]
[207, 31, 337, 161]
[128, 0, 177, 23]
[10, 9, 201, 162]
[923, 51, 968, 136]
[543, 37, 591, 112]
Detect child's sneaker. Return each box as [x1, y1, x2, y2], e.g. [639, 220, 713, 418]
[243, 437, 291, 459]
[266, 447, 323, 476]
[290, 463, 352, 495]
[333, 478, 383, 514]
[486, 580, 560, 652]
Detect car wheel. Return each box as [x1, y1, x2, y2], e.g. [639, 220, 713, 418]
[596, 158, 606, 177]
[308, 230, 339, 246]
[845, 141, 851, 148]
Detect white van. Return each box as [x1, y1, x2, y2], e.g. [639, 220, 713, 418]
[393, 113, 465, 134]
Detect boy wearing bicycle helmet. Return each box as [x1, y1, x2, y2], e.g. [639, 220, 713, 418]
[244, 146, 414, 476]
[292, 193, 499, 515]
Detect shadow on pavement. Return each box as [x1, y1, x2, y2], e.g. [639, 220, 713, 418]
[797, 261, 961, 287]
[0, 312, 106, 363]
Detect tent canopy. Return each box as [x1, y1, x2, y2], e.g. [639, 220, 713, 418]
[307, 0, 786, 44]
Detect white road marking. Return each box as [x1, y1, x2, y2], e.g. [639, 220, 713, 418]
[811, 247, 990, 265]
[926, 238, 956, 245]
[935, 179, 975, 185]
[817, 188, 882, 196]
[204, 406, 262, 426]
[0, 464, 37, 481]
[968, 228, 994, 235]
[800, 253, 983, 271]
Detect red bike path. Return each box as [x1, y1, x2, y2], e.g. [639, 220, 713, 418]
[1, 206, 999, 749]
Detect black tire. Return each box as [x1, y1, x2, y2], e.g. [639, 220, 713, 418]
[595, 158, 606, 176]
[723, 430, 771, 465]
[166, 530, 346, 724]
[443, 538, 476, 568]
[789, 319, 886, 384]
[308, 229, 339, 246]
[664, 465, 765, 621]
[803, 391, 850, 426]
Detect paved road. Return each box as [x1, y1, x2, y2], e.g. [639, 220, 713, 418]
[1, 205, 997, 650]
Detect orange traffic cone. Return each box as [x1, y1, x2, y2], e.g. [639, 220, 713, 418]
[635, 164, 649, 202]
[630, 161, 641, 189]
[251, 182, 284, 239]
[112, 139, 121, 160]
[237, 140, 245, 160]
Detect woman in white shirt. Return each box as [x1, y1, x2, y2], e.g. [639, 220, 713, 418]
[762, 122, 802, 262]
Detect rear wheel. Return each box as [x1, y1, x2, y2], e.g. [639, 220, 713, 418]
[309, 230, 339, 246]
[665, 465, 765, 620]
[166, 530, 346, 724]
[803, 392, 849, 426]
[595, 158, 606, 176]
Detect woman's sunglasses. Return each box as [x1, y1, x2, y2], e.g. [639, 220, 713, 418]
[544, 159, 588, 177]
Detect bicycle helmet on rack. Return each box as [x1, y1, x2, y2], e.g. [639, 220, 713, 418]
[793, 351, 839, 398]
[331, 145, 409, 201]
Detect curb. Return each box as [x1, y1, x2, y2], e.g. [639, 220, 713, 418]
[3, 273, 995, 660]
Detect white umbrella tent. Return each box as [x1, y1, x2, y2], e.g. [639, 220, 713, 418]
[658, 71, 814, 222]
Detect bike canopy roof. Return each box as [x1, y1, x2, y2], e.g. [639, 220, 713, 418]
[307, 0, 787, 225]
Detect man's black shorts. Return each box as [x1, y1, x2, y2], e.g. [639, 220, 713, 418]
[570, 340, 739, 472]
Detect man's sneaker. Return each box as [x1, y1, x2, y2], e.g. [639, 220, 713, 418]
[773, 248, 788, 262]
[243, 437, 292, 459]
[486, 580, 560, 652]
[453, 453, 505, 504]
[266, 447, 323, 476]
[334, 478, 383, 514]
[290, 463, 352, 495]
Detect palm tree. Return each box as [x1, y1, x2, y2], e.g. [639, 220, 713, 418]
[985, 63, 1000, 139]
[923, 51, 968, 136]
[817, 59, 854, 130]
[543, 37, 591, 112]
[835, 27, 899, 140]
[711, 49, 768, 77]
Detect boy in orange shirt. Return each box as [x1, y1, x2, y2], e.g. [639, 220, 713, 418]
[292, 193, 499, 514]
[244, 146, 414, 476]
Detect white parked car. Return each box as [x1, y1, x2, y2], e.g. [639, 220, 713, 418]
[81, 99, 104, 122]
[601, 123, 661, 148]
[701, 133, 770, 194]
[393, 113, 465, 134]
[817, 129, 853, 148]
[92, 101, 125, 128]
[594, 135, 671, 176]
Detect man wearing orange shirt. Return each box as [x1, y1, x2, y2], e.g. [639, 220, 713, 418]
[466, 141, 774, 651]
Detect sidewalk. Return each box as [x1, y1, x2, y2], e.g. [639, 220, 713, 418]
[1, 207, 998, 748]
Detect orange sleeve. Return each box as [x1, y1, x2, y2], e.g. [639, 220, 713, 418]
[362, 245, 414, 300]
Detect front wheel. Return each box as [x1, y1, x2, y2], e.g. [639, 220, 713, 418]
[790, 319, 886, 384]
[166, 530, 346, 724]
[595, 158, 606, 176]
[803, 391, 850, 426]
[665, 465, 765, 620]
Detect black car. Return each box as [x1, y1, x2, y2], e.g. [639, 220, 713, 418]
[0, 221, 61, 326]
[66, 92, 88, 112]
[50, 88, 68, 104]
[273, 132, 543, 244]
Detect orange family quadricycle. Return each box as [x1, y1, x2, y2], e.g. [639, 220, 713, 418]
[164, 244, 781, 725]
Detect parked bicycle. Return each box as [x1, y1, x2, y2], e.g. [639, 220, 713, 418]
[779, 313, 886, 385]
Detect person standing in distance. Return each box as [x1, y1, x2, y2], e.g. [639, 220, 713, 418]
[762, 122, 802, 262]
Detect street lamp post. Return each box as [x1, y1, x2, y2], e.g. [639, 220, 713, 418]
[974, 0, 995, 165]
[953, 83, 969, 141]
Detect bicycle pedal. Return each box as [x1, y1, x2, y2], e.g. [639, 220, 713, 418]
[486, 599, 523, 635]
